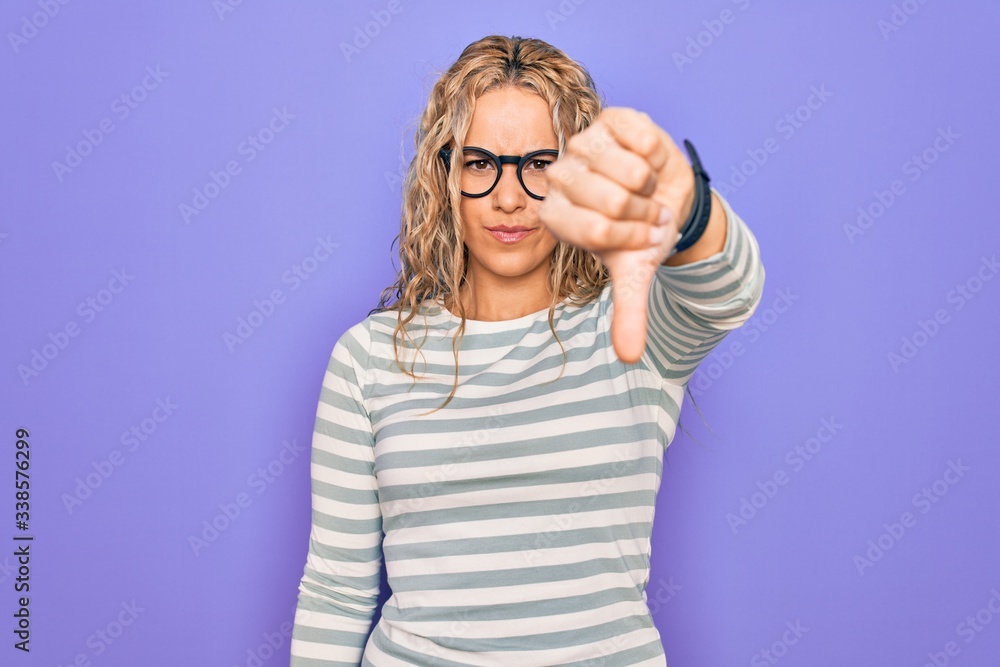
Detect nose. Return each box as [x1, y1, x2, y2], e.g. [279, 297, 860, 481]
[493, 163, 527, 211]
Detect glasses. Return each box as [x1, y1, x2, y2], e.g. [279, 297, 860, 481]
[438, 146, 560, 200]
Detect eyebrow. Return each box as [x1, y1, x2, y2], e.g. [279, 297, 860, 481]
[461, 146, 559, 153]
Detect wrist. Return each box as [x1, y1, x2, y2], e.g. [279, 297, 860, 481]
[667, 139, 712, 258]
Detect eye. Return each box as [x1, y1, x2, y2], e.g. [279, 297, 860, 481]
[525, 158, 554, 171]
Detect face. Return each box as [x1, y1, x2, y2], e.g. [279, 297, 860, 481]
[457, 87, 561, 289]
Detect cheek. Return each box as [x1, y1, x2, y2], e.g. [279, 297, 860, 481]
[459, 198, 483, 228]
[538, 227, 560, 254]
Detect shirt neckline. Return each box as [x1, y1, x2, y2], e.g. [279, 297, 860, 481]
[433, 296, 562, 333]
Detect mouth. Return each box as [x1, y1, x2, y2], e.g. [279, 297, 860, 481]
[486, 227, 536, 244]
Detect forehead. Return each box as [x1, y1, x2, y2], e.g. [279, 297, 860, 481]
[464, 87, 558, 153]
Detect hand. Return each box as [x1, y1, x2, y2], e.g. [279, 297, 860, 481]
[538, 107, 696, 364]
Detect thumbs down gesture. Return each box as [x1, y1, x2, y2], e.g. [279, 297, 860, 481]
[538, 107, 696, 364]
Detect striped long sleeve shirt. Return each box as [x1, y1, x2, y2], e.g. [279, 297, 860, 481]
[290, 187, 766, 666]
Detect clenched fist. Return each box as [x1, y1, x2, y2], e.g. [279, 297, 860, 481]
[538, 107, 696, 364]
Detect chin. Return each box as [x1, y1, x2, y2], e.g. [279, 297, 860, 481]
[482, 256, 550, 278]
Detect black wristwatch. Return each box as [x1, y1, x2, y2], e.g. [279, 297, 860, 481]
[669, 139, 712, 255]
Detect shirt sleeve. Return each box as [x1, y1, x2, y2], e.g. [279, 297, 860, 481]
[640, 186, 766, 386]
[290, 319, 383, 666]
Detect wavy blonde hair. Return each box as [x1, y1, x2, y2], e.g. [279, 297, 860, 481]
[369, 35, 704, 446]
[370, 35, 608, 414]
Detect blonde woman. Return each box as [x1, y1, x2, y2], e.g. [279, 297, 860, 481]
[291, 34, 765, 667]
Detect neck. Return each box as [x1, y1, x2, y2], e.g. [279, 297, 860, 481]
[446, 265, 554, 322]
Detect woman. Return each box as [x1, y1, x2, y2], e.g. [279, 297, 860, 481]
[291, 35, 765, 666]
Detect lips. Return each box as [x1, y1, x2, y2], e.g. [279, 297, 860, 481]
[487, 227, 535, 244]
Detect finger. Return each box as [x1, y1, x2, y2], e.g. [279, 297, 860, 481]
[560, 130, 658, 196]
[538, 195, 665, 252]
[601, 108, 671, 174]
[607, 255, 655, 365]
[550, 165, 661, 224]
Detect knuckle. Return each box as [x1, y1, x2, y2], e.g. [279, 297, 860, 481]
[605, 111, 628, 132]
[552, 161, 578, 185]
[631, 162, 653, 189]
[566, 133, 586, 155]
[547, 162, 566, 183]
[558, 171, 576, 187]
[641, 131, 661, 154]
[605, 190, 631, 219]
[593, 127, 613, 151]
[594, 219, 613, 247]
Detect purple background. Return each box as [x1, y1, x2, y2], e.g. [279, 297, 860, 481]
[3, 1, 999, 665]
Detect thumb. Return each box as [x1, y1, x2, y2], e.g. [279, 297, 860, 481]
[607, 253, 655, 365]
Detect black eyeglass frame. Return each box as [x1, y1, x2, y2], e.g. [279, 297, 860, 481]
[438, 146, 560, 200]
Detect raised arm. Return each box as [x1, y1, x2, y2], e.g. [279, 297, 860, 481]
[539, 107, 765, 367]
[290, 320, 383, 666]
